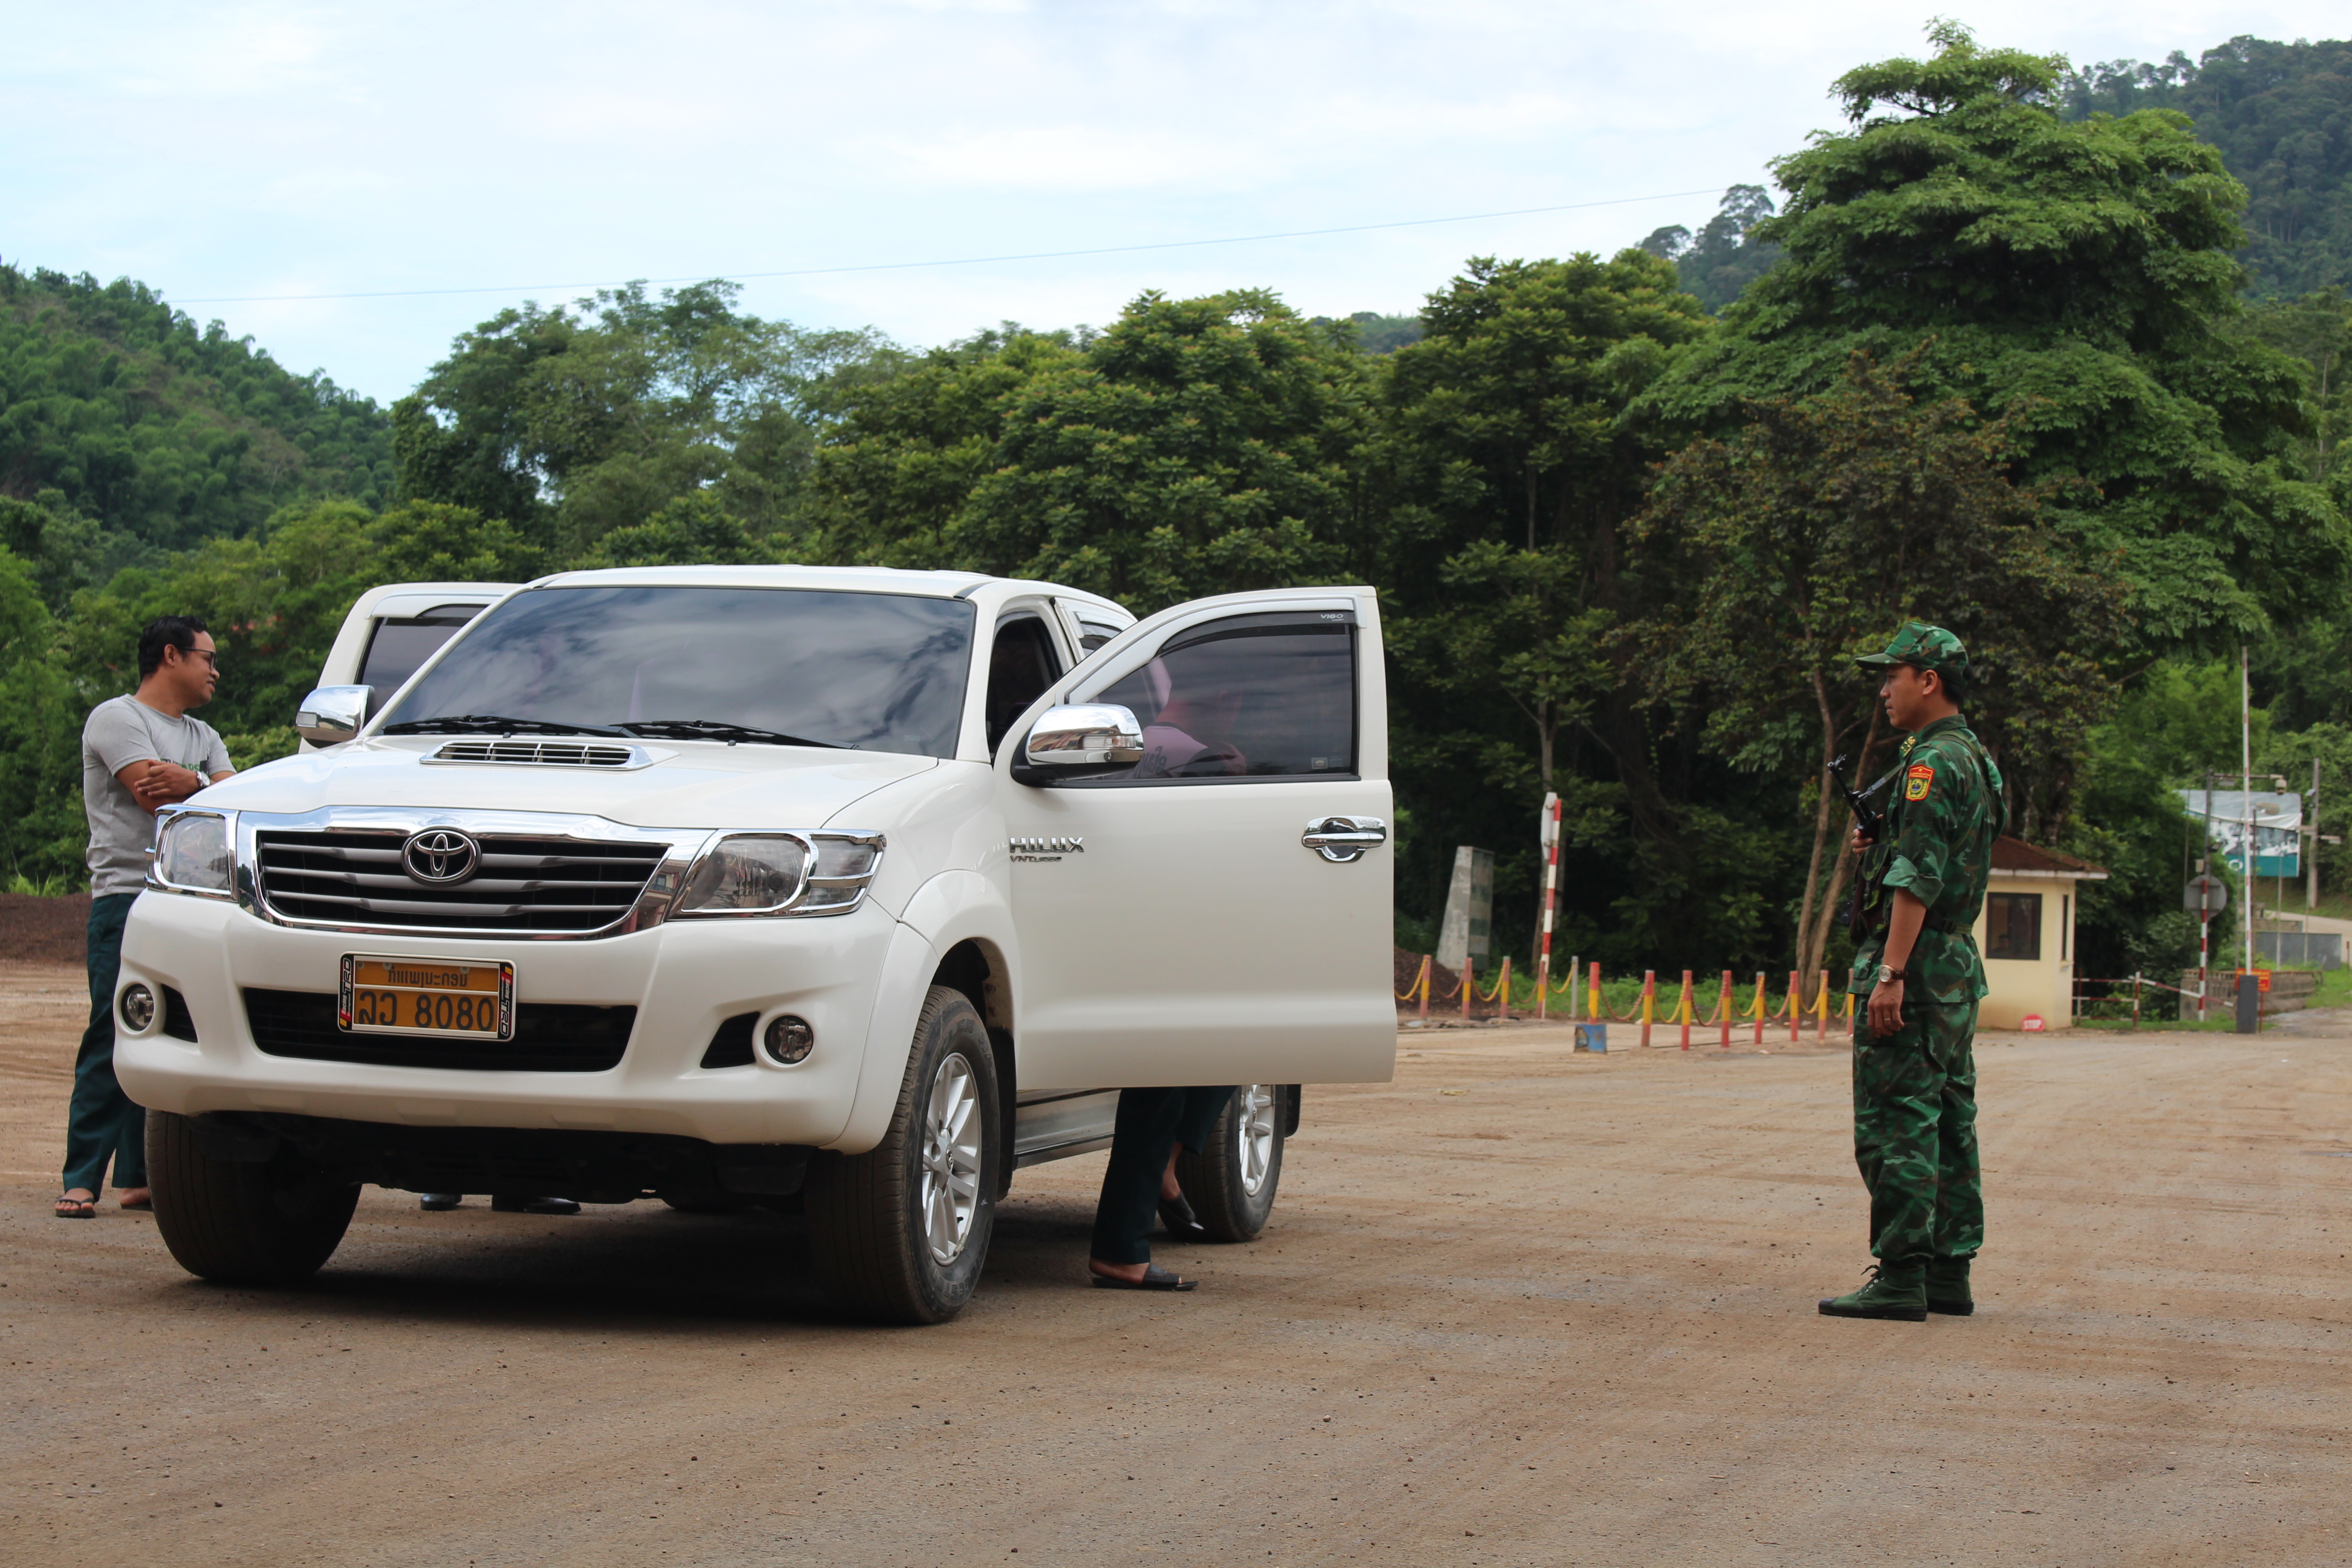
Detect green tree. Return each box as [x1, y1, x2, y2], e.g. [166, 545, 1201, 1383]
[1632, 352, 2129, 975]
[809, 327, 1087, 570]
[948, 291, 1374, 610]
[396, 281, 898, 559]
[813, 296, 1374, 612]
[1637, 185, 1783, 313]
[1645, 23, 2351, 657]
[2058, 37, 2352, 298]
[0, 265, 393, 550]
[2239, 288, 2352, 487]
[0, 546, 83, 883]
[1376, 251, 1722, 963]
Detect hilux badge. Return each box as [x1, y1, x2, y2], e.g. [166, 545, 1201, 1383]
[403, 828, 482, 885]
[1009, 835, 1084, 862]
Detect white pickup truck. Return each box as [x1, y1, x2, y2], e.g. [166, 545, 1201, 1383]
[115, 566, 1395, 1322]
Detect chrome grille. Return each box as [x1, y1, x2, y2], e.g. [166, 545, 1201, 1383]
[254, 829, 669, 933]
[428, 740, 638, 768]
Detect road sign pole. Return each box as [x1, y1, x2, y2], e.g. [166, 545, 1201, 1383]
[2198, 911, 2209, 1023]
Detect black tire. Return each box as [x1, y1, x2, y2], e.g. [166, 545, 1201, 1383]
[147, 1111, 359, 1286]
[1174, 1085, 1284, 1243]
[804, 986, 1003, 1324]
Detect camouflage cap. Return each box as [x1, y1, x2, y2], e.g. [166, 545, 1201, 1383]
[1855, 621, 1970, 677]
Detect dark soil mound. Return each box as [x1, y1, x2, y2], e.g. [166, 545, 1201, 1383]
[0, 893, 92, 966]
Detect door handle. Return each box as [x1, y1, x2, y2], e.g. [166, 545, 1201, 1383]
[1302, 815, 1387, 863]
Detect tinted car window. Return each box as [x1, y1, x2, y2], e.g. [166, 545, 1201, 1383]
[379, 587, 977, 758]
[1086, 614, 1356, 781]
[985, 617, 1061, 754]
[359, 610, 485, 696]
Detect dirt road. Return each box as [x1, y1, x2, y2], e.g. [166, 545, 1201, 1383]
[4, 960, 2348, 1566]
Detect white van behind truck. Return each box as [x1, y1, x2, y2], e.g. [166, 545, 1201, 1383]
[116, 566, 1395, 1322]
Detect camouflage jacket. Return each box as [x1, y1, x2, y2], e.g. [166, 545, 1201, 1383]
[1847, 715, 2003, 1005]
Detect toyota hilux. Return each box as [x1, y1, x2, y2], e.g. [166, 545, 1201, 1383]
[113, 566, 1395, 1322]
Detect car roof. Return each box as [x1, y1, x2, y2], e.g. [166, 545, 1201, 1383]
[527, 563, 1129, 617]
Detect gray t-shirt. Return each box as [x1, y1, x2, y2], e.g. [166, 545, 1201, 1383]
[82, 695, 234, 897]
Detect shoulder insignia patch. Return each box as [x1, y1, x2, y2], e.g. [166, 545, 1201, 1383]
[1904, 762, 1934, 802]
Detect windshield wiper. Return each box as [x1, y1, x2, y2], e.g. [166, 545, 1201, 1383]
[615, 719, 849, 749]
[379, 715, 631, 737]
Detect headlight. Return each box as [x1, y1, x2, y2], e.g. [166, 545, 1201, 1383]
[801, 835, 884, 911]
[671, 831, 885, 918]
[119, 984, 156, 1032]
[676, 835, 809, 915]
[152, 811, 234, 895]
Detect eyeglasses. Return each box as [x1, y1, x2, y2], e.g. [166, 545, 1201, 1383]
[176, 647, 219, 671]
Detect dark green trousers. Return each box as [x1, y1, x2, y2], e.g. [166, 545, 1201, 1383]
[1090, 1086, 1233, 1266]
[1851, 1000, 1982, 1263]
[64, 894, 147, 1195]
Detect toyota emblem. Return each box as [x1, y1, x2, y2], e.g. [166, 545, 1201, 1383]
[402, 828, 481, 885]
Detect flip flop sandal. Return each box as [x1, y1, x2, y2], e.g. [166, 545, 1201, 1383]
[118, 1195, 152, 1211]
[1092, 1264, 1196, 1291]
[54, 1195, 96, 1219]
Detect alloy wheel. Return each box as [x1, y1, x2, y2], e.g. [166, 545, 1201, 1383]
[921, 1054, 984, 1264]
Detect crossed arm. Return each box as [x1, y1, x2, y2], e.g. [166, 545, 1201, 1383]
[119, 760, 234, 814]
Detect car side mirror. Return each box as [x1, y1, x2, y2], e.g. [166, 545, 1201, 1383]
[294, 685, 374, 746]
[1014, 704, 1144, 784]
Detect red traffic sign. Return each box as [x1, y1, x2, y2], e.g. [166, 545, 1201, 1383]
[2184, 874, 2229, 913]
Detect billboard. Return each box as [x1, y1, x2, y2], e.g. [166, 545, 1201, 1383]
[2176, 789, 2301, 877]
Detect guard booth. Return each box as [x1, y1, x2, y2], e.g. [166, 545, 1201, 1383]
[1973, 838, 2108, 1030]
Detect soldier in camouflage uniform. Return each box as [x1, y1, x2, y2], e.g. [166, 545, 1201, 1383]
[1820, 622, 2003, 1322]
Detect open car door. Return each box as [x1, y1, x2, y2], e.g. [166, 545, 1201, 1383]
[995, 586, 1395, 1091]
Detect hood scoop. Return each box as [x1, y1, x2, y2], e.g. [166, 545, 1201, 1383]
[425, 739, 658, 770]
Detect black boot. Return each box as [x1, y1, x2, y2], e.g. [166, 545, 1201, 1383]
[1818, 1258, 1928, 1321]
[1926, 1255, 1974, 1316]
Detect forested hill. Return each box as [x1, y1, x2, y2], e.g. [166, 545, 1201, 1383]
[2059, 37, 2352, 298]
[0, 266, 394, 565]
[1640, 35, 2351, 311]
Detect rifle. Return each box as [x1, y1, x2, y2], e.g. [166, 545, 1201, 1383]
[1828, 753, 1900, 943]
[1826, 753, 1896, 842]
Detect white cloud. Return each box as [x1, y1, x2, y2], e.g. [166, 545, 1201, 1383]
[6, 0, 2344, 399]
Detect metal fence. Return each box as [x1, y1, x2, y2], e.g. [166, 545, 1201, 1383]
[2255, 931, 2343, 969]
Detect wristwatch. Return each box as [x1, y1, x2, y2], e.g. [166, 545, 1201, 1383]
[1876, 964, 1908, 985]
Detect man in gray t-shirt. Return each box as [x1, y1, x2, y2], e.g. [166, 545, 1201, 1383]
[59, 617, 233, 1220]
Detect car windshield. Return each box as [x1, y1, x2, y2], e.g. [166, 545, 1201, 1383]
[376, 586, 978, 759]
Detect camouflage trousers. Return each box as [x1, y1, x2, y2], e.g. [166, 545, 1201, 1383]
[1851, 1000, 1983, 1263]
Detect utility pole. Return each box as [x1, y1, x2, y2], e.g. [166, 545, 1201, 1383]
[2200, 770, 2215, 1024]
[2311, 757, 2322, 911]
[2242, 646, 2255, 977]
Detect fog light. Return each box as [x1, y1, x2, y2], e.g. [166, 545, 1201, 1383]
[119, 984, 155, 1032]
[762, 1014, 814, 1064]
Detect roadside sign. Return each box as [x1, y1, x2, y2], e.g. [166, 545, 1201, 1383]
[2184, 874, 2229, 914]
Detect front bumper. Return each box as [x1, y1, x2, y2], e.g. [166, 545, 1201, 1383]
[114, 890, 896, 1148]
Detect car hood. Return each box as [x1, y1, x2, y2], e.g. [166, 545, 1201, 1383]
[198, 737, 940, 830]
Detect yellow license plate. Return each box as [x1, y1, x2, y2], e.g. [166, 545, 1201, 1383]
[339, 955, 514, 1039]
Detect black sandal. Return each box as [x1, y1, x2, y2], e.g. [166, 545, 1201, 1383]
[1157, 1193, 1208, 1240]
[54, 1193, 96, 1219]
[1091, 1263, 1196, 1291]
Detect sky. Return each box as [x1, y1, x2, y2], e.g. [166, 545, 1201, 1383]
[6, 0, 2347, 403]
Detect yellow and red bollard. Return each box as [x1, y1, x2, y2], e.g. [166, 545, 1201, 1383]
[1639, 970, 1656, 1048]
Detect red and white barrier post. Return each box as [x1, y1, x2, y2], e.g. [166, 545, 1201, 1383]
[1535, 792, 1561, 1020]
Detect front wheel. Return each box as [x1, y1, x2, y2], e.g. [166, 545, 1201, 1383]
[804, 986, 1002, 1324]
[1174, 1084, 1285, 1243]
[147, 1111, 359, 1286]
